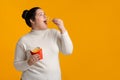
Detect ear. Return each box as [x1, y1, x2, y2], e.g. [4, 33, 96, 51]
[30, 19, 35, 24]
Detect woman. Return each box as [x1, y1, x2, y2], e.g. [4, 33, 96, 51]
[14, 7, 73, 80]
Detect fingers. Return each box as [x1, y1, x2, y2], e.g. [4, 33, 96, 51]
[52, 19, 58, 24]
[52, 18, 61, 23]
[28, 54, 40, 66]
[31, 54, 40, 62]
[52, 18, 64, 27]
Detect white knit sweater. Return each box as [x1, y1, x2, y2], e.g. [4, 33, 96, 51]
[14, 28, 73, 80]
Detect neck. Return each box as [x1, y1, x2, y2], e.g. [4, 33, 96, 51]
[31, 24, 48, 30]
[30, 28, 49, 35]
[31, 27, 47, 30]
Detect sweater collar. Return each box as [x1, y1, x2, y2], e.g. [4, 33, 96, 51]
[29, 29, 49, 35]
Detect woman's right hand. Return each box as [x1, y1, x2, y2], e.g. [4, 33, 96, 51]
[27, 54, 40, 66]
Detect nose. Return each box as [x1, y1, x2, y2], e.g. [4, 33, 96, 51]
[44, 15, 47, 19]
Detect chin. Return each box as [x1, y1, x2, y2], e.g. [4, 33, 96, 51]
[37, 23, 48, 30]
[43, 27, 48, 30]
[42, 26, 48, 30]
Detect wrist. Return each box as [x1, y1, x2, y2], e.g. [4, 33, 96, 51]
[59, 27, 66, 34]
[27, 60, 32, 66]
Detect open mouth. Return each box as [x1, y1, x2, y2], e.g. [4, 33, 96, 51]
[44, 20, 47, 24]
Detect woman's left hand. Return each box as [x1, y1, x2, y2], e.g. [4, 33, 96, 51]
[52, 18, 66, 33]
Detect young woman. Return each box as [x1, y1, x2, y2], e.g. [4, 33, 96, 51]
[14, 7, 73, 80]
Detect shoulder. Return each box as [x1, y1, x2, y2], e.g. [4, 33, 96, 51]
[16, 33, 30, 45]
[48, 29, 62, 40]
[49, 28, 60, 35]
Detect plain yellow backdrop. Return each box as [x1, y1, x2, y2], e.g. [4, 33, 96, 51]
[0, 0, 120, 80]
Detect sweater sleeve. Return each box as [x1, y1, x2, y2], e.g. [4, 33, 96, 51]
[14, 39, 30, 71]
[55, 30, 73, 54]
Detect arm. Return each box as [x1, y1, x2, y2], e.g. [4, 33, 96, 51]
[14, 40, 30, 71]
[53, 18, 73, 54]
[56, 30, 73, 54]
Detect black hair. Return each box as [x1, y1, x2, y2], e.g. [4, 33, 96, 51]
[22, 7, 41, 27]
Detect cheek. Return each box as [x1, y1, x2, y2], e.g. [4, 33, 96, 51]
[35, 16, 43, 22]
[35, 19, 42, 24]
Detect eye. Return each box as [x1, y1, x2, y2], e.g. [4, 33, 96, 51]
[39, 13, 43, 16]
[39, 13, 45, 16]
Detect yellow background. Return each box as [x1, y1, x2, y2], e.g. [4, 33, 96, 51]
[0, 0, 120, 80]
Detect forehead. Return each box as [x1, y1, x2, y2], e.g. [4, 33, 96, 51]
[36, 9, 44, 14]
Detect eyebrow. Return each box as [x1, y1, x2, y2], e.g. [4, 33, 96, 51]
[38, 12, 46, 15]
[39, 12, 44, 14]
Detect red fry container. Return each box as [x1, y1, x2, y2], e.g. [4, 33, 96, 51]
[30, 48, 43, 60]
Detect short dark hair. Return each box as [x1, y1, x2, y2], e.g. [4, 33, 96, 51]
[22, 7, 41, 27]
